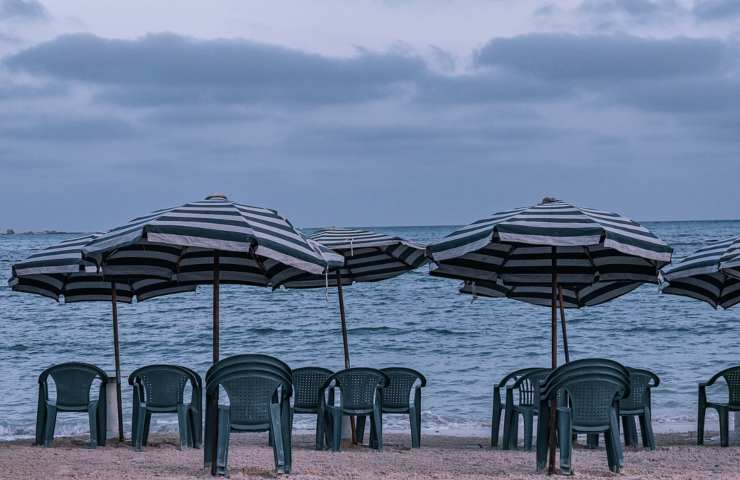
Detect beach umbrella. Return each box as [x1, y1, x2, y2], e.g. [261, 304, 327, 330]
[274, 227, 426, 444]
[426, 198, 672, 473]
[9, 234, 196, 441]
[81, 194, 343, 364]
[274, 228, 427, 368]
[660, 236, 740, 309]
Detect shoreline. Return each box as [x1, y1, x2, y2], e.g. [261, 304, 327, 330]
[2, 431, 739, 479]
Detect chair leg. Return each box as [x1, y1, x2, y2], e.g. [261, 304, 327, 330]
[131, 400, 139, 448]
[586, 433, 599, 449]
[719, 406, 730, 447]
[88, 402, 98, 449]
[535, 402, 550, 473]
[134, 405, 147, 451]
[142, 411, 152, 446]
[604, 426, 618, 474]
[639, 409, 656, 450]
[557, 408, 573, 475]
[281, 403, 292, 474]
[502, 407, 513, 450]
[35, 393, 47, 447]
[43, 404, 57, 448]
[509, 412, 520, 450]
[190, 405, 202, 449]
[268, 402, 286, 473]
[96, 396, 107, 447]
[697, 404, 706, 445]
[330, 407, 342, 452]
[356, 415, 366, 444]
[623, 415, 638, 447]
[204, 394, 218, 468]
[610, 409, 623, 469]
[315, 412, 327, 450]
[409, 408, 421, 448]
[491, 401, 502, 448]
[177, 404, 190, 450]
[523, 411, 534, 451]
[214, 406, 231, 476]
[369, 415, 378, 449]
[372, 404, 383, 451]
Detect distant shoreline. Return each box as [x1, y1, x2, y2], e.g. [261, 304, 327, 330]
[2, 217, 739, 236]
[0, 231, 90, 236]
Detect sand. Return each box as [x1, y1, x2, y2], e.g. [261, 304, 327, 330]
[1, 432, 739, 479]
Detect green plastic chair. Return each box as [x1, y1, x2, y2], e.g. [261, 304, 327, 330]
[619, 368, 659, 450]
[586, 367, 660, 451]
[698, 366, 740, 447]
[356, 367, 427, 448]
[35, 362, 108, 448]
[536, 359, 630, 475]
[491, 367, 543, 447]
[291, 367, 334, 450]
[128, 364, 202, 451]
[319, 368, 389, 452]
[502, 368, 550, 451]
[204, 353, 292, 457]
[204, 356, 293, 476]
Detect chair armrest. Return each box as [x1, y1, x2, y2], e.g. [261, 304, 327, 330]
[493, 384, 502, 403]
[504, 386, 515, 411]
[698, 382, 709, 404]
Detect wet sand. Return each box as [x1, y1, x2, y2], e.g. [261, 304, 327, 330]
[1, 431, 739, 479]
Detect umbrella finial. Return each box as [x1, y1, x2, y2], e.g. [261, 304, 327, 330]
[206, 193, 228, 200]
[541, 196, 559, 204]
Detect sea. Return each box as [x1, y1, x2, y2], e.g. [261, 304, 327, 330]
[1, 221, 739, 440]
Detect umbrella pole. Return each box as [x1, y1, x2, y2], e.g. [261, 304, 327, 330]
[557, 283, 570, 363]
[213, 254, 220, 364]
[210, 255, 221, 474]
[336, 272, 357, 444]
[548, 248, 557, 474]
[111, 283, 124, 442]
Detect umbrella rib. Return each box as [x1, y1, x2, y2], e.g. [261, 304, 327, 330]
[248, 243, 271, 285]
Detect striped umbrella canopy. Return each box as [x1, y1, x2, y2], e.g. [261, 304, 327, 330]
[9, 234, 196, 441]
[81, 194, 343, 363]
[660, 236, 740, 309]
[274, 227, 427, 366]
[427, 199, 673, 366]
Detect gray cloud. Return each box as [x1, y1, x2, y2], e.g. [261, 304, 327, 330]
[476, 33, 727, 81]
[6, 33, 426, 107]
[613, 77, 740, 114]
[693, 0, 740, 20]
[578, 0, 681, 17]
[0, 0, 48, 21]
[0, 115, 136, 141]
[0, 81, 67, 100]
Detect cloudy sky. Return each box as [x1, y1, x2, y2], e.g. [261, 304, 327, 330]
[1, 0, 739, 231]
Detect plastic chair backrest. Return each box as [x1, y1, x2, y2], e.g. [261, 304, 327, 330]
[513, 369, 550, 407]
[40, 362, 107, 408]
[292, 367, 333, 410]
[541, 358, 629, 399]
[720, 367, 740, 406]
[206, 354, 291, 383]
[620, 367, 659, 411]
[498, 367, 544, 387]
[380, 367, 426, 410]
[565, 378, 627, 428]
[129, 365, 197, 408]
[325, 368, 389, 411]
[209, 368, 291, 426]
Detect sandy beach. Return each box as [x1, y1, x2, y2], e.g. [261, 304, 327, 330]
[1, 432, 739, 479]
